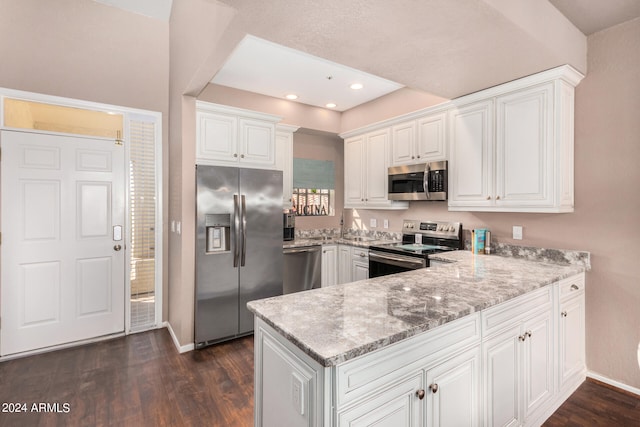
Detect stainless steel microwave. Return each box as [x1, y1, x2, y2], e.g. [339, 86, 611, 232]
[388, 161, 448, 201]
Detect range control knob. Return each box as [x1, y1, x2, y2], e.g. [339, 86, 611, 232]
[449, 226, 456, 232]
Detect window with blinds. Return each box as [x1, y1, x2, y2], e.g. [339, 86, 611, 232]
[129, 119, 157, 331]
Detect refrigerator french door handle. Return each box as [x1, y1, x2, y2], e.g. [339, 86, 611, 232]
[233, 194, 240, 267]
[241, 195, 247, 267]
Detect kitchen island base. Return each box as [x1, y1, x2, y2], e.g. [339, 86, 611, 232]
[253, 273, 585, 427]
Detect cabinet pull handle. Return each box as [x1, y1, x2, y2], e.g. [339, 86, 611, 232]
[561, 310, 568, 318]
[570, 284, 579, 291]
[429, 383, 439, 394]
[416, 389, 426, 400]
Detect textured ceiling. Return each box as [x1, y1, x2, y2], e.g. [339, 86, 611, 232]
[215, 0, 585, 100]
[549, 0, 640, 35]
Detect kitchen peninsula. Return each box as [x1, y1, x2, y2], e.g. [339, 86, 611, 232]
[248, 250, 589, 427]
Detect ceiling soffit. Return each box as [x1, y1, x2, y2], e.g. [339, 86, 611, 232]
[217, 0, 586, 100]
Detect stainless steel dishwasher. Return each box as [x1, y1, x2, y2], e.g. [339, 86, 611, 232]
[283, 246, 321, 294]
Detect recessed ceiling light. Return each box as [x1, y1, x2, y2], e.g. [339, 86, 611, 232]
[285, 94, 298, 100]
[326, 103, 337, 108]
[350, 83, 364, 90]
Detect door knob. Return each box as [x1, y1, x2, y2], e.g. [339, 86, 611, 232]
[114, 244, 122, 251]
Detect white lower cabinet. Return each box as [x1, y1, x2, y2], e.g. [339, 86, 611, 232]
[254, 273, 586, 427]
[337, 245, 369, 284]
[351, 248, 369, 281]
[321, 245, 338, 287]
[338, 245, 352, 285]
[338, 373, 424, 427]
[557, 274, 586, 396]
[425, 346, 481, 427]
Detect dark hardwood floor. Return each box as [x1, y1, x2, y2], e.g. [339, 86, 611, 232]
[1, 328, 638, 426]
[0, 329, 253, 427]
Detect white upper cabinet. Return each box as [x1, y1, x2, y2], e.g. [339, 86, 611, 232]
[391, 109, 447, 166]
[275, 124, 299, 209]
[416, 111, 447, 162]
[448, 65, 583, 213]
[449, 100, 494, 208]
[344, 129, 408, 209]
[196, 101, 281, 169]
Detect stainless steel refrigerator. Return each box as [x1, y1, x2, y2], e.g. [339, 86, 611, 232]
[195, 165, 283, 348]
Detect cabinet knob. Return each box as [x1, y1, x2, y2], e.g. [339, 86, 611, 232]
[240, 154, 245, 158]
[486, 196, 491, 200]
[365, 198, 368, 201]
[233, 153, 238, 158]
[429, 383, 439, 394]
[561, 310, 568, 318]
[359, 252, 366, 257]
[416, 389, 426, 400]
[417, 155, 420, 158]
[570, 284, 579, 291]
[518, 334, 526, 342]
[411, 156, 415, 159]
[496, 196, 501, 200]
[525, 330, 532, 338]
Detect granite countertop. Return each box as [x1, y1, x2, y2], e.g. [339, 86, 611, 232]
[248, 250, 587, 367]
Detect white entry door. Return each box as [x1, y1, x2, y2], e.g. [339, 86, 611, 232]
[0, 130, 125, 356]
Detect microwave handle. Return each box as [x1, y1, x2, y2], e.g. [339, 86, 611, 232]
[424, 163, 430, 200]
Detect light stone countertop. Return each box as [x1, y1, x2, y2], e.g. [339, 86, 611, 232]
[248, 250, 587, 367]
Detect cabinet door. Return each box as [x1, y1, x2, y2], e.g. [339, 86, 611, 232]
[483, 324, 521, 427]
[522, 310, 554, 420]
[351, 259, 369, 282]
[196, 112, 238, 165]
[321, 245, 337, 287]
[391, 121, 416, 166]
[448, 100, 494, 208]
[276, 131, 293, 208]
[239, 118, 276, 168]
[416, 111, 447, 162]
[495, 84, 553, 208]
[338, 373, 423, 427]
[344, 136, 365, 206]
[426, 347, 481, 427]
[365, 129, 391, 205]
[338, 245, 352, 285]
[559, 295, 585, 392]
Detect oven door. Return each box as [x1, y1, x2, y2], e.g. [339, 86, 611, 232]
[369, 250, 427, 278]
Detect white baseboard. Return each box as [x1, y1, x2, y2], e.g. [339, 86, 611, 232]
[166, 321, 194, 354]
[587, 371, 640, 396]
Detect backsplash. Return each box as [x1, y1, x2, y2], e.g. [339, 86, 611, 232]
[296, 228, 401, 241]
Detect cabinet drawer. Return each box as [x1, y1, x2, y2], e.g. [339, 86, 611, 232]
[558, 273, 585, 300]
[335, 313, 480, 408]
[482, 286, 552, 337]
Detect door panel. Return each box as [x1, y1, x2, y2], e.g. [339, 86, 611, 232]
[1, 130, 125, 356]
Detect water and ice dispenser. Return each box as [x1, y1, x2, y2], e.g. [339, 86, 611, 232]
[205, 214, 231, 253]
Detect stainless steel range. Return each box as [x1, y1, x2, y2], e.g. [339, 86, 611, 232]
[369, 220, 463, 278]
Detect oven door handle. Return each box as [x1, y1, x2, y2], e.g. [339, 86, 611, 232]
[369, 251, 426, 269]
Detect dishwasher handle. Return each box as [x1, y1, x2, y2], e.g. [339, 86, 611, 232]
[284, 246, 322, 255]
